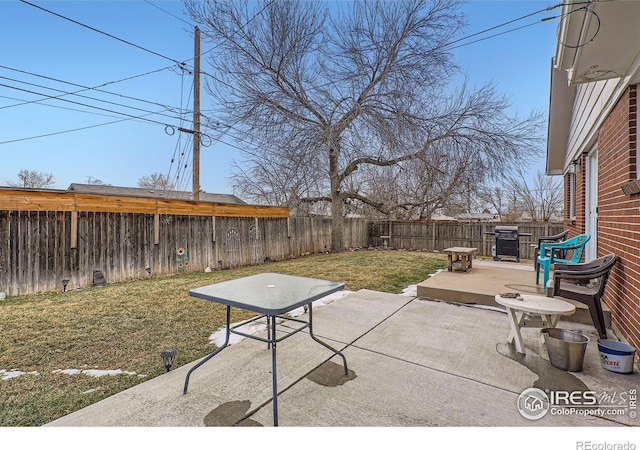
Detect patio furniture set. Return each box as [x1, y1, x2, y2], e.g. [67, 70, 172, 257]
[499, 231, 617, 357]
[444, 231, 616, 355]
[181, 231, 619, 425]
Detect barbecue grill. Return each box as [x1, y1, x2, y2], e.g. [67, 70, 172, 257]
[485, 226, 531, 262]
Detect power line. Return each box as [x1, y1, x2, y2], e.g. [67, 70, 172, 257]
[446, 20, 546, 51]
[192, 2, 570, 157]
[185, 0, 277, 85]
[160, 0, 277, 188]
[166, 69, 195, 186]
[441, 3, 561, 51]
[0, 82, 196, 136]
[0, 93, 150, 120]
[0, 64, 185, 112]
[442, 3, 597, 52]
[19, 0, 188, 68]
[143, 0, 194, 27]
[0, 111, 164, 145]
[179, 0, 276, 67]
[0, 75, 191, 123]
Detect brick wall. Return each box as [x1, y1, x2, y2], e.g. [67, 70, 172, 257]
[596, 85, 640, 351]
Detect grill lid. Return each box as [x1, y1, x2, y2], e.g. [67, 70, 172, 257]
[495, 225, 518, 233]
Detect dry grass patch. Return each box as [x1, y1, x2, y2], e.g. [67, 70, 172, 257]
[0, 250, 445, 426]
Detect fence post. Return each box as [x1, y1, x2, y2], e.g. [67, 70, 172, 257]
[70, 211, 78, 249]
[432, 221, 436, 250]
[154, 214, 160, 245]
[482, 223, 487, 257]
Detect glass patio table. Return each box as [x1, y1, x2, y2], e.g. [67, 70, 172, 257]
[182, 272, 348, 426]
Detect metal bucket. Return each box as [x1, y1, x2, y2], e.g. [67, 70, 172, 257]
[542, 328, 589, 372]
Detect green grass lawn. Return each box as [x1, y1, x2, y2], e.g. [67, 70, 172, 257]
[0, 250, 445, 426]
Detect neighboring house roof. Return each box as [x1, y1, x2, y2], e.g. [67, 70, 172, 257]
[548, 212, 563, 224]
[456, 213, 498, 221]
[431, 214, 457, 221]
[67, 183, 246, 205]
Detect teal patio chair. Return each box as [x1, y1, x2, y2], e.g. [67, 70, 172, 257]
[535, 233, 591, 287]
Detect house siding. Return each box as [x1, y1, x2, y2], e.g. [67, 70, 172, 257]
[568, 79, 619, 158]
[595, 85, 640, 351]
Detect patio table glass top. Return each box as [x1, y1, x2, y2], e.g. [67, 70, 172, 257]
[189, 272, 345, 315]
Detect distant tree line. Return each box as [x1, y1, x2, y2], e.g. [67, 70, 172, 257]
[4, 171, 174, 191]
[4, 164, 562, 222]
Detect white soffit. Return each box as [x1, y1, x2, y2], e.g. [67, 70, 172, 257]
[555, 0, 640, 84]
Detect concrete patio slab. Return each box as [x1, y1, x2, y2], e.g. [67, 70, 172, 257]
[45, 289, 412, 427]
[250, 346, 608, 427]
[417, 259, 611, 328]
[353, 298, 538, 393]
[45, 286, 638, 428]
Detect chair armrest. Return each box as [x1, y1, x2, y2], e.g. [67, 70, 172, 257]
[539, 242, 559, 256]
[556, 254, 617, 274]
[538, 230, 569, 246]
[548, 242, 585, 261]
[554, 259, 598, 271]
[541, 241, 575, 257]
[554, 263, 608, 279]
[554, 270, 604, 281]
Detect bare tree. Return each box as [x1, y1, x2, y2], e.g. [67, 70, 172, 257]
[188, 0, 543, 250]
[504, 170, 563, 222]
[476, 186, 509, 220]
[137, 172, 175, 190]
[351, 143, 485, 220]
[6, 169, 55, 188]
[86, 176, 109, 185]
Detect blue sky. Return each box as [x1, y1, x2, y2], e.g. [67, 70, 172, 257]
[0, 0, 558, 196]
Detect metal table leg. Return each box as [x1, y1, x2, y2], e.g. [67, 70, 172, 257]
[307, 303, 348, 375]
[183, 302, 348, 426]
[270, 314, 278, 426]
[183, 305, 231, 394]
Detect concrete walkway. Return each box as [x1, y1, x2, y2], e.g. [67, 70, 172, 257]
[46, 288, 639, 428]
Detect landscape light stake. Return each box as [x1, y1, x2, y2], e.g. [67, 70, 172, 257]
[62, 279, 69, 292]
[161, 348, 178, 372]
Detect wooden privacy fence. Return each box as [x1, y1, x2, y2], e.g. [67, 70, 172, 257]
[367, 221, 565, 259]
[0, 211, 370, 296]
[0, 188, 564, 297]
[0, 192, 369, 296]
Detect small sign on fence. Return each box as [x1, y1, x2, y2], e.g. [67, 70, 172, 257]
[176, 247, 189, 271]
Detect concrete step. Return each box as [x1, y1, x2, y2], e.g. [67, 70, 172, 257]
[417, 260, 610, 328]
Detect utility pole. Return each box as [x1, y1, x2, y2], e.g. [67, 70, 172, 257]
[193, 26, 201, 201]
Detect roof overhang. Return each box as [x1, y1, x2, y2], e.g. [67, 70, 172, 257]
[546, 61, 575, 175]
[555, 0, 640, 85]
